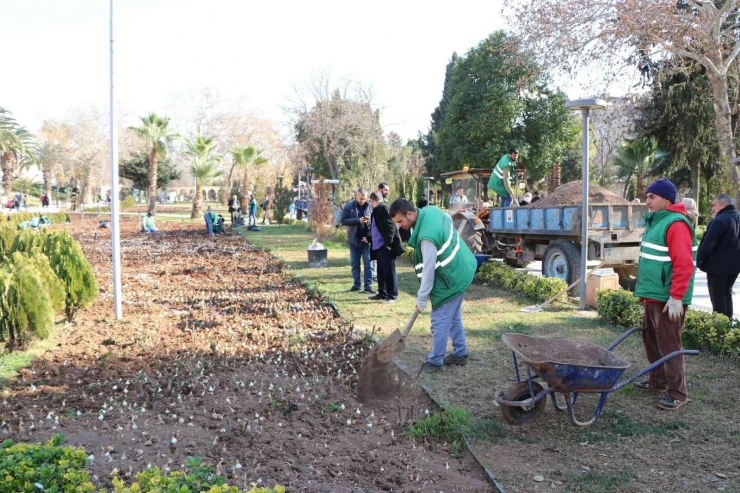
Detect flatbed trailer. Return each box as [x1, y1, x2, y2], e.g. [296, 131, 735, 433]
[439, 169, 645, 290]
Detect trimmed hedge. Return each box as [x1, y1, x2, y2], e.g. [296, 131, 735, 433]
[476, 260, 568, 303]
[2, 212, 69, 226]
[596, 289, 740, 357]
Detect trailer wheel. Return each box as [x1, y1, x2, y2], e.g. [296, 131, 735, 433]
[500, 381, 546, 425]
[542, 240, 581, 293]
[615, 267, 637, 291]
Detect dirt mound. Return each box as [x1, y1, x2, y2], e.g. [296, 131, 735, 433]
[530, 181, 629, 208]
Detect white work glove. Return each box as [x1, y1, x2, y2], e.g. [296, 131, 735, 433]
[663, 297, 684, 322]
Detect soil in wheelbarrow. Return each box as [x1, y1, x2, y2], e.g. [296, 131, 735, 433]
[512, 339, 616, 367]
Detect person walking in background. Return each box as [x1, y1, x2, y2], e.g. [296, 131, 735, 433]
[228, 195, 239, 225]
[377, 182, 390, 203]
[289, 200, 296, 221]
[530, 191, 541, 204]
[261, 196, 272, 225]
[341, 188, 375, 293]
[366, 191, 405, 303]
[390, 198, 477, 373]
[248, 194, 258, 226]
[488, 148, 519, 207]
[633, 178, 697, 411]
[682, 197, 699, 228]
[696, 193, 740, 318]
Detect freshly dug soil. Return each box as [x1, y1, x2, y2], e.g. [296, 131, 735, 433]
[1, 220, 491, 492]
[529, 181, 630, 208]
[511, 338, 626, 367]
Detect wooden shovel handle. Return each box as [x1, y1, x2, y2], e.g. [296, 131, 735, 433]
[401, 308, 421, 340]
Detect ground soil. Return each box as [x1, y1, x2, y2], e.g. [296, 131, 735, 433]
[530, 181, 630, 208]
[0, 220, 491, 492]
[507, 337, 626, 367]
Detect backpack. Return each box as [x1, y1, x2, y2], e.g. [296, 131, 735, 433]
[261, 199, 268, 211]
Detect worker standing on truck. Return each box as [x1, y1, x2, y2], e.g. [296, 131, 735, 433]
[488, 148, 519, 207]
[633, 178, 696, 411]
[389, 198, 477, 374]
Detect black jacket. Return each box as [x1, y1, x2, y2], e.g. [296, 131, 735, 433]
[366, 203, 405, 260]
[697, 204, 740, 275]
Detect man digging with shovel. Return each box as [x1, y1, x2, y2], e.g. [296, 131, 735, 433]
[391, 198, 477, 374]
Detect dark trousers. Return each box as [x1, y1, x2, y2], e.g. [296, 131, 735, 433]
[375, 247, 398, 300]
[707, 273, 738, 319]
[642, 302, 688, 401]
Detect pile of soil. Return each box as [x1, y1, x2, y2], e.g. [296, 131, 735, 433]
[529, 181, 630, 208]
[511, 337, 626, 367]
[1, 220, 491, 492]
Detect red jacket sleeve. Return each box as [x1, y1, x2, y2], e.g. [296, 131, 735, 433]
[666, 221, 694, 301]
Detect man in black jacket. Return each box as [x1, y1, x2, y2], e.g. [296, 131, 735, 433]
[367, 191, 405, 303]
[697, 193, 740, 318]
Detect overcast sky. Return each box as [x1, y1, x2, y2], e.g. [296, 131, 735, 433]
[1, 0, 633, 141]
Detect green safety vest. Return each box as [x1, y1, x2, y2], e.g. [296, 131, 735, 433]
[206, 211, 217, 222]
[143, 215, 154, 228]
[408, 206, 477, 309]
[634, 209, 697, 304]
[487, 154, 515, 198]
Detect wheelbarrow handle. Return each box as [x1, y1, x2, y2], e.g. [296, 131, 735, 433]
[605, 327, 647, 351]
[613, 349, 700, 391]
[401, 308, 421, 340]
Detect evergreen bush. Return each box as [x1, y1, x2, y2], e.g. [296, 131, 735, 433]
[476, 261, 568, 303]
[596, 288, 740, 357]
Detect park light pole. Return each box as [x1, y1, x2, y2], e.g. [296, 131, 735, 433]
[109, 0, 123, 319]
[565, 98, 606, 310]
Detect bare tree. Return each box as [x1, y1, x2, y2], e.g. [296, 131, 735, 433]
[287, 73, 382, 181]
[511, 0, 740, 197]
[590, 95, 641, 191]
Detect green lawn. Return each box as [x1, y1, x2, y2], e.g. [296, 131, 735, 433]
[247, 223, 740, 493]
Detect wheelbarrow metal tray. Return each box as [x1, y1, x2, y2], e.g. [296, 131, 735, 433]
[502, 333, 630, 392]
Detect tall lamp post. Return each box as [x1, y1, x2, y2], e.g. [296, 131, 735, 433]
[565, 98, 606, 310]
[109, 0, 123, 319]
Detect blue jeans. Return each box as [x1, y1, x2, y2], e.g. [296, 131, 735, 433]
[428, 292, 468, 366]
[144, 226, 157, 233]
[500, 195, 513, 207]
[248, 211, 256, 226]
[204, 213, 213, 234]
[349, 243, 373, 289]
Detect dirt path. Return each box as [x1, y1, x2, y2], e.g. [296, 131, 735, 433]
[0, 221, 491, 492]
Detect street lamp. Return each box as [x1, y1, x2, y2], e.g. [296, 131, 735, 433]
[565, 98, 606, 310]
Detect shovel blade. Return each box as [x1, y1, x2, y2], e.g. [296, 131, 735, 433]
[520, 305, 544, 313]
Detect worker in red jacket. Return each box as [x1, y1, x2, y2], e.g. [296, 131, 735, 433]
[633, 178, 697, 411]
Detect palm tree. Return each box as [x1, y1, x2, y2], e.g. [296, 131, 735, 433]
[613, 137, 668, 199]
[229, 145, 268, 213]
[185, 135, 223, 218]
[129, 113, 179, 212]
[0, 108, 37, 201]
[37, 142, 66, 199]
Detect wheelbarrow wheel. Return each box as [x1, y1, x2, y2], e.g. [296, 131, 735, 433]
[501, 381, 546, 425]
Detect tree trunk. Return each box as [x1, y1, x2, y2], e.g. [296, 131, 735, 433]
[622, 173, 633, 198]
[690, 162, 700, 204]
[42, 161, 52, 198]
[707, 71, 740, 202]
[1, 152, 13, 201]
[80, 169, 91, 209]
[240, 168, 249, 214]
[636, 173, 645, 199]
[191, 183, 203, 219]
[147, 146, 158, 212]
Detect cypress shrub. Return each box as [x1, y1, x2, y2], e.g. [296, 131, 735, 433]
[37, 231, 97, 320]
[0, 257, 55, 349]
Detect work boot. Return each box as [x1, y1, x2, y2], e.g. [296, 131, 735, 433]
[656, 395, 688, 411]
[368, 294, 384, 301]
[364, 287, 377, 294]
[443, 354, 469, 366]
[349, 285, 362, 292]
[420, 363, 442, 375]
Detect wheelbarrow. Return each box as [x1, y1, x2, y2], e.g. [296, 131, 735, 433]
[494, 329, 699, 427]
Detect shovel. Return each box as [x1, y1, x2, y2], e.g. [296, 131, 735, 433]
[520, 262, 606, 313]
[356, 308, 420, 403]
